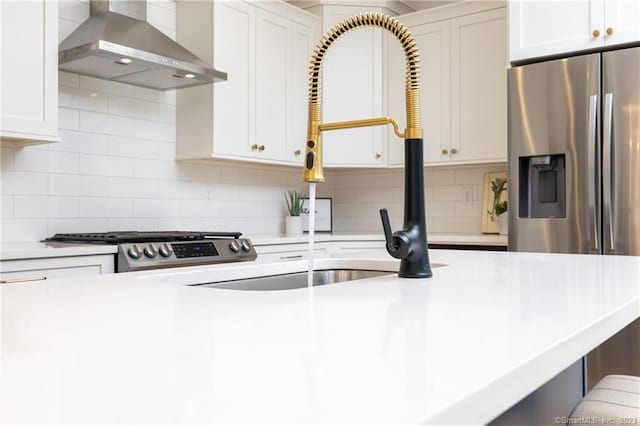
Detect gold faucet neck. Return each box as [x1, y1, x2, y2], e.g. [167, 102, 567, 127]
[303, 13, 422, 183]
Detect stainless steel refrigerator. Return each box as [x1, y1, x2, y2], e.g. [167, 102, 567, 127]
[508, 47, 640, 390]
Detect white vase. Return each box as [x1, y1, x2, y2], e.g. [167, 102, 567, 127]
[285, 215, 303, 236]
[497, 212, 508, 235]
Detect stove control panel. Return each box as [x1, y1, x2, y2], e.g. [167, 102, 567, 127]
[117, 238, 257, 272]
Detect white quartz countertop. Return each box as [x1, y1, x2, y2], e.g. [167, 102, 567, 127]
[2, 250, 638, 424]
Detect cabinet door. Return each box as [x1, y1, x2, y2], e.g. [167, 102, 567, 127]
[604, 0, 640, 46]
[288, 22, 316, 164]
[322, 6, 384, 166]
[213, 1, 256, 158]
[388, 21, 451, 165]
[451, 8, 507, 163]
[255, 9, 289, 161]
[509, 0, 603, 62]
[0, 0, 58, 144]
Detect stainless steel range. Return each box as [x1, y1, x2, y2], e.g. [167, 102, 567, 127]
[45, 231, 257, 272]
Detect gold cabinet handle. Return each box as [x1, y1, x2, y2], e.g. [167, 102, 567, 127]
[606, 27, 614, 36]
[250, 144, 258, 151]
[441, 148, 449, 155]
[593, 29, 601, 37]
[375, 152, 382, 159]
[0, 276, 47, 284]
[258, 145, 265, 152]
[294, 149, 301, 156]
[451, 148, 458, 154]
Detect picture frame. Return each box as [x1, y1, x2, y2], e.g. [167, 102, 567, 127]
[301, 198, 333, 233]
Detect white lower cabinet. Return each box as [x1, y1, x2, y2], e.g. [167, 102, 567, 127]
[389, 3, 507, 166]
[0, 0, 59, 145]
[176, 0, 318, 165]
[0, 255, 115, 284]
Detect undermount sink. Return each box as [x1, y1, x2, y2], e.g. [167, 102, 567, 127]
[193, 269, 394, 291]
[192, 264, 447, 291]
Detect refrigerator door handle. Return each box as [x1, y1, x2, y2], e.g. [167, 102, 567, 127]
[603, 92, 614, 251]
[588, 94, 599, 252]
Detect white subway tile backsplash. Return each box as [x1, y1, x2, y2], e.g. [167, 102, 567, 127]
[1, 172, 48, 195]
[134, 119, 175, 142]
[49, 174, 108, 197]
[134, 199, 180, 218]
[432, 216, 480, 234]
[1, 219, 48, 242]
[48, 218, 108, 234]
[60, 86, 109, 113]
[158, 181, 207, 200]
[78, 198, 108, 218]
[78, 154, 134, 177]
[108, 177, 158, 199]
[133, 87, 176, 105]
[158, 217, 203, 230]
[14, 196, 79, 218]
[108, 136, 158, 159]
[180, 199, 221, 218]
[14, 148, 49, 172]
[2, 195, 14, 218]
[59, 108, 80, 130]
[134, 159, 179, 180]
[157, 142, 175, 160]
[108, 198, 135, 218]
[54, 130, 108, 154]
[108, 96, 159, 121]
[108, 218, 158, 232]
[80, 111, 135, 137]
[48, 151, 80, 174]
[425, 169, 456, 186]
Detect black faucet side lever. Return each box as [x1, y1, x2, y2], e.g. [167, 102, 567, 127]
[379, 209, 410, 259]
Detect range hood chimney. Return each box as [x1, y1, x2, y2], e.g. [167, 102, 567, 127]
[59, 0, 226, 90]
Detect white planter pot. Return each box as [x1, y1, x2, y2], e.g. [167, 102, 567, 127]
[497, 212, 508, 235]
[285, 215, 303, 236]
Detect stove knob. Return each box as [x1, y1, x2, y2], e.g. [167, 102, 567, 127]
[128, 245, 142, 259]
[144, 244, 157, 258]
[229, 240, 240, 253]
[241, 240, 252, 252]
[159, 244, 173, 257]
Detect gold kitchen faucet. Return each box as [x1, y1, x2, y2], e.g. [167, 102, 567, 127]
[302, 13, 432, 278]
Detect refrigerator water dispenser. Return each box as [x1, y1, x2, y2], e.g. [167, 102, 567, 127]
[518, 154, 566, 218]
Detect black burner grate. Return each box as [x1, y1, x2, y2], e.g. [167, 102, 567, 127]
[45, 231, 242, 244]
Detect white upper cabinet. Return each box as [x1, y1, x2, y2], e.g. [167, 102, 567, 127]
[176, 0, 318, 165]
[0, 0, 59, 145]
[388, 20, 451, 165]
[509, 0, 640, 63]
[389, 3, 507, 166]
[451, 8, 507, 163]
[320, 5, 385, 167]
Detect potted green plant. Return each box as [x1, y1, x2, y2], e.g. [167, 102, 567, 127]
[284, 189, 305, 236]
[488, 177, 508, 235]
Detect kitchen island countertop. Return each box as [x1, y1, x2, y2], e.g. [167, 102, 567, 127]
[1, 249, 638, 424]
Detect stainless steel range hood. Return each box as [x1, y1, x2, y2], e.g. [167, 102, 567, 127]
[59, 0, 226, 90]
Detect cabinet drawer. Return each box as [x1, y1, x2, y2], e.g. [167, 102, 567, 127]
[0, 255, 115, 283]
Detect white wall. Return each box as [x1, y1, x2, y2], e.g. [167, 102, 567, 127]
[0, 0, 505, 242]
